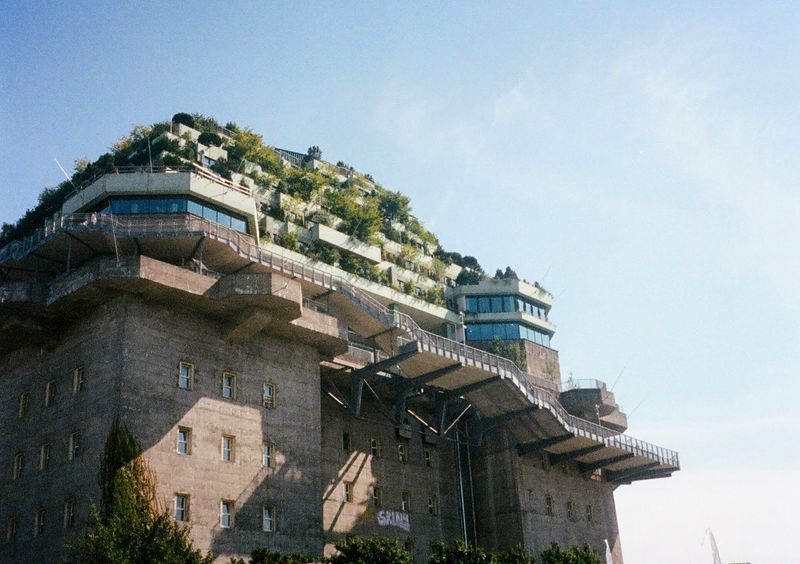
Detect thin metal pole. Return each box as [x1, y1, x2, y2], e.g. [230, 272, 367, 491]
[465, 423, 478, 546]
[455, 427, 468, 543]
[65, 236, 72, 275]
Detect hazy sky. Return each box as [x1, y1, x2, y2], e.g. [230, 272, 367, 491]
[2, 2, 798, 562]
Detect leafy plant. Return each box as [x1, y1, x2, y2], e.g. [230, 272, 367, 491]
[275, 230, 298, 251]
[429, 540, 494, 564]
[250, 547, 313, 563]
[328, 536, 411, 564]
[172, 112, 195, 128]
[198, 131, 223, 147]
[71, 417, 212, 563]
[539, 543, 602, 564]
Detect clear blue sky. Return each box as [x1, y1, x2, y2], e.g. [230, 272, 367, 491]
[2, 2, 798, 562]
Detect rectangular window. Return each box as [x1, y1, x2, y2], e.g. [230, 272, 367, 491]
[343, 482, 353, 503]
[63, 498, 75, 528]
[18, 392, 29, 418]
[424, 449, 432, 468]
[342, 431, 351, 453]
[39, 443, 51, 472]
[12, 453, 24, 480]
[427, 495, 438, 515]
[370, 438, 382, 458]
[220, 500, 233, 528]
[221, 372, 236, 399]
[262, 382, 276, 408]
[397, 443, 407, 463]
[221, 435, 235, 462]
[178, 362, 193, 390]
[175, 495, 188, 522]
[372, 486, 383, 508]
[401, 491, 410, 512]
[262, 506, 275, 532]
[34, 507, 44, 536]
[262, 443, 273, 468]
[566, 500, 575, 520]
[490, 296, 503, 312]
[72, 367, 85, 395]
[45, 380, 56, 407]
[586, 504, 593, 523]
[177, 427, 191, 455]
[203, 156, 217, 168]
[477, 297, 490, 313]
[69, 431, 80, 461]
[6, 517, 16, 543]
[545, 495, 554, 516]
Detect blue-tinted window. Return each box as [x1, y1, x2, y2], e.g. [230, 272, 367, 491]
[478, 297, 490, 313]
[201, 204, 217, 222]
[491, 296, 503, 312]
[231, 217, 247, 233]
[187, 199, 203, 217]
[150, 199, 169, 214]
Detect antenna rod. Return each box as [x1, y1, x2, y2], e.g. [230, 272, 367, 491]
[54, 159, 77, 191]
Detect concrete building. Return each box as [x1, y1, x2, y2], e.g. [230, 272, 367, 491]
[0, 116, 679, 563]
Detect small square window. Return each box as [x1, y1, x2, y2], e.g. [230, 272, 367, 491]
[262, 506, 275, 532]
[545, 495, 554, 516]
[343, 482, 353, 503]
[401, 491, 410, 512]
[222, 373, 236, 400]
[221, 435, 235, 462]
[18, 392, 29, 418]
[397, 443, 407, 463]
[45, 380, 56, 407]
[175, 494, 189, 522]
[372, 486, 383, 508]
[39, 443, 51, 472]
[63, 498, 75, 529]
[220, 500, 233, 528]
[424, 449, 432, 468]
[262, 382, 276, 409]
[427, 495, 438, 515]
[177, 427, 191, 455]
[69, 431, 81, 461]
[178, 362, 194, 390]
[370, 438, 382, 458]
[72, 367, 85, 395]
[262, 443, 273, 468]
[12, 453, 24, 481]
[6, 517, 16, 543]
[34, 507, 45, 537]
[342, 431, 351, 453]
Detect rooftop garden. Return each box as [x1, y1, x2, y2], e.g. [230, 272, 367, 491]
[0, 112, 534, 297]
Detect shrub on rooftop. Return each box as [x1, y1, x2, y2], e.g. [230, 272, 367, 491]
[172, 112, 195, 128]
[198, 131, 223, 147]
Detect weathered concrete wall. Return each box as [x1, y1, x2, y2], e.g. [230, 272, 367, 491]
[470, 428, 622, 562]
[319, 393, 463, 562]
[117, 297, 324, 562]
[0, 300, 127, 564]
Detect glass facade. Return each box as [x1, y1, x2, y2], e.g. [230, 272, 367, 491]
[465, 322, 552, 347]
[97, 196, 249, 233]
[464, 294, 548, 319]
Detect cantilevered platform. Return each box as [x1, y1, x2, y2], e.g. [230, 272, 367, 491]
[0, 213, 679, 483]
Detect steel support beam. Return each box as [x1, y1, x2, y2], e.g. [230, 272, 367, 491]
[350, 373, 365, 417]
[548, 444, 606, 465]
[473, 405, 539, 437]
[444, 377, 498, 400]
[516, 433, 574, 456]
[606, 461, 661, 483]
[579, 453, 634, 473]
[391, 364, 460, 426]
[617, 469, 674, 483]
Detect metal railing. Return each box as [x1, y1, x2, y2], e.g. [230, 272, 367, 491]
[564, 379, 607, 391]
[0, 213, 679, 468]
[64, 162, 253, 206]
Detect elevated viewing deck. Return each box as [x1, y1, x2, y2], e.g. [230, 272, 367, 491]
[0, 213, 679, 483]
